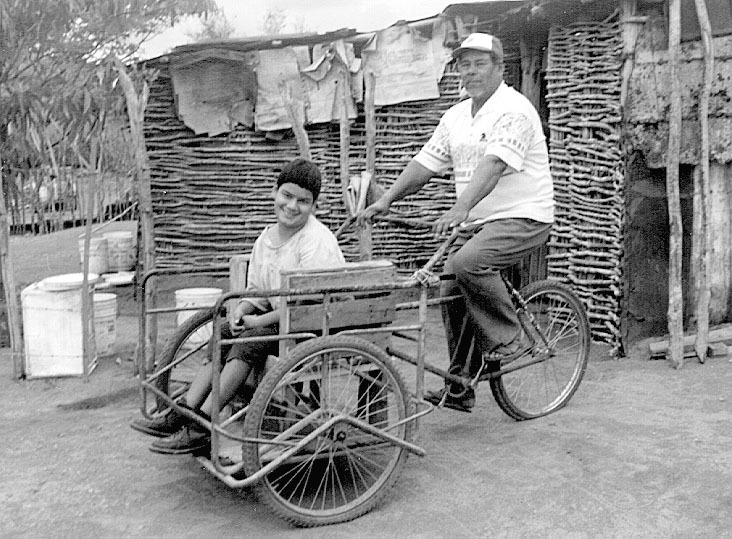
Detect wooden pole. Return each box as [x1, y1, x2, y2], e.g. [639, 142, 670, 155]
[666, 0, 684, 369]
[692, 0, 713, 363]
[0, 179, 23, 378]
[81, 168, 95, 380]
[115, 61, 157, 372]
[620, 0, 642, 106]
[338, 71, 351, 211]
[359, 71, 375, 261]
[279, 81, 311, 160]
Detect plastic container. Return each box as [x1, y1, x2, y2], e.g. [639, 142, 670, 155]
[22, 278, 96, 378]
[93, 293, 117, 357]
[78, 236, 108, 275]
[104, 231, 135, 272]
[175, 288, 223, 346]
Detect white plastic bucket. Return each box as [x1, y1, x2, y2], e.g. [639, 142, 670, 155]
[93, 293, 117, 357]
[22, 280, 96, 378]
[78, 236, 108, 275]
[104, 231, 135, 272]
[175, 288, 223, 346]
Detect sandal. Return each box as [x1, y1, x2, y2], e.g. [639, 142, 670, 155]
[424, 387, 475, 413]
[486, 339, 533, 365]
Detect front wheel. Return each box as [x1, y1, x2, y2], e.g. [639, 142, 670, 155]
[241, 335, 412, 527]
[490, 280, 590, 420]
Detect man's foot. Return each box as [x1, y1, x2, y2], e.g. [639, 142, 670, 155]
[130, 409, 186, 438]
[486, 337, 533, 365]
[149, 424, 210, 455]
[424, 387, 475, 413]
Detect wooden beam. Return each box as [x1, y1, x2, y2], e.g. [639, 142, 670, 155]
[0, 177, 23, 378]
[360, 71, 376, 261]
[279, 81, 311, 160]
[338, 69, 350, 213]
[692, 0, 714, 363]
[666, 0, 684, 369]
[115, 61, 157, 372]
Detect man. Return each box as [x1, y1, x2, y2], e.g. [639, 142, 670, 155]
[358, 33, 554, 412]
[131, 158, 345, 453]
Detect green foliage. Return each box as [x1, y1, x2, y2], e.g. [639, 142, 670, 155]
[187, 11, 235, 43]
[0, 0, 216, 219]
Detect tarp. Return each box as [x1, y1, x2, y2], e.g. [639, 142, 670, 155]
[361, 19, 452, 106]
[170, 50, 257, 136]
[301, 40, 359, 124]
[253, 47, 308, 132]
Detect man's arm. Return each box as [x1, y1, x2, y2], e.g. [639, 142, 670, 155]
[357, 160, 435, 224]
[433, 155, 508, 236]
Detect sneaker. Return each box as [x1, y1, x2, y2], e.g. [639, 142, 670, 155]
[130, 409, 186, 438]
[424, 386, 475, 413]
[149, 424, 211, 455]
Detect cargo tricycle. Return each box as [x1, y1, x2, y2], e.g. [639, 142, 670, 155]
[134, 220, 589, 527]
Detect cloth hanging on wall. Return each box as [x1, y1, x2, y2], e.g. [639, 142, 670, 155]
[361, 19, 452, 106]
[254, 47, 308, 132]
[301, 40, 359, 124]
[170, 50, 257, 136]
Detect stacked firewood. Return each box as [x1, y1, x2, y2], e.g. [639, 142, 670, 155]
[545, 21, 624, 351]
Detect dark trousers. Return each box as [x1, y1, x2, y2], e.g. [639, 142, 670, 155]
[440, 218, 552, 379]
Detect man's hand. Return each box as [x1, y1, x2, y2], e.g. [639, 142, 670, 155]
[433, 206, 469, 237]
[356, 197, 391, 226]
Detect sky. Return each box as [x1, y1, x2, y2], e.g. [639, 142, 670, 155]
[139, 0, 477, 58]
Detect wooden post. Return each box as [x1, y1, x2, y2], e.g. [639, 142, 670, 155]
[620, 0, 642, 106]
[666, 0, 684, 369]
[0, 180, 23, 378]
[359, 71, 376, 261]
[338, 70, 351, 211]
[227, 254, 249, 327]
[279, 81, 311, 160]
[692, 0, 713, 363]
[80, 170, 95, 380]
[115, 61, 157, 372]
[519, 38, 541, 110]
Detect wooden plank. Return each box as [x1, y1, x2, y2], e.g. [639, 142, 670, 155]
[281, 260, 396, 290]
[648, 325, 732, 356]
[288, 296, 396, 332]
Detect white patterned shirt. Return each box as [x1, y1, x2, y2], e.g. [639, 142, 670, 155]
[414, 82, 554, 224]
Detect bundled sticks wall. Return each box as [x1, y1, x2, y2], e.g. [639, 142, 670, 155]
[143, 63, 464, 270]
[545, 20, 625, 352]
[143, 53, 528, 274]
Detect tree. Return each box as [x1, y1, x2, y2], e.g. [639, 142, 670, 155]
[262, 7, 287, 35]
[0, 0, 217, 376]
[187, 11, 236, 42]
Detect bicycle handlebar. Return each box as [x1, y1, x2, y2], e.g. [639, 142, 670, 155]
[336, 213, 485, 279]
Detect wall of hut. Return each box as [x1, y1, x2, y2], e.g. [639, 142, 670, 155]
[623, 2, 732, 344]
[143, 6, 630, 353]
[143, 31, 527, 272]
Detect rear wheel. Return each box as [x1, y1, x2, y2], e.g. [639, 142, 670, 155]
[241, 335, 412, 527]
[490, 280, 590, 420]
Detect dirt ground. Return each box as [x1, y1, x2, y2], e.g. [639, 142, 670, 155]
[2, 223, 732, 538]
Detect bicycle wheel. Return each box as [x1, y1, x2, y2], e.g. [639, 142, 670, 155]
[490, 280, 590, 420]
[148, 307, 216, 413]
[241, 335, 412, 527]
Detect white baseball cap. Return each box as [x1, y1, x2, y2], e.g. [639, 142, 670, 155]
[452, 33, 504, 63]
